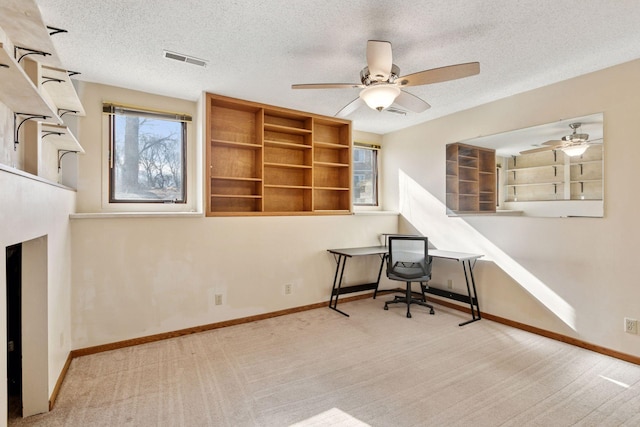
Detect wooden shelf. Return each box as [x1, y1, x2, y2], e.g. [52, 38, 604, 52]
[446, 143, 496, 214]
[314, 141, 347, 149]
[264, 139, 311, 150]
[211, 176, 262, 182]
[315, 186, 349, 191]
[211, 194, 262, 199]
[206, 93, 351, 215]
[211, 139, 262, 149]
[265, 184, 312, 190]
[314, 161, 349, 168]
[265, 162, 312, 169]
[264, 123, 312, 135]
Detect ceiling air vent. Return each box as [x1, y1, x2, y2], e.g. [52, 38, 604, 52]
[163, 50, 207, 67]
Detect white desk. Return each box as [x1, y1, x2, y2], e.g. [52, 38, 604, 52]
[327, 246, 483, 326]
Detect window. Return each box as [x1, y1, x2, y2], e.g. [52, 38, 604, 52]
[104, 104, 191, 203]
[353, 144, 379, 206]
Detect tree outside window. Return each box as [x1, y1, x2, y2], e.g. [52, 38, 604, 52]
[353, 145, 378, 206]
[107, 107, 188, 203]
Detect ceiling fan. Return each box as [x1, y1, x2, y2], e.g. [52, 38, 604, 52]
[520, 122, 596, 156]
[291, 40, 480, 117]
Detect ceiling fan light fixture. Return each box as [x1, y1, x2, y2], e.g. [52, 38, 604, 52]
[359, 85, 400, 111]
[561, 144, 589, 157]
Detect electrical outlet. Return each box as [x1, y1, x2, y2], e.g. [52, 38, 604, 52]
[214, 294, 223, 305]
[447, 279, 453, 290]
[624, 318, 637, 334]
[284, 284, 292, 295]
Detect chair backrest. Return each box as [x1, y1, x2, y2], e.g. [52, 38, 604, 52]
[386, 236, 431, 281]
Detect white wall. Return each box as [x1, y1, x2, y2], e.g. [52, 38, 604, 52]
[382, 59, 640, 357]
[0, 169, 76, 423]
[70, 213, 398, 348]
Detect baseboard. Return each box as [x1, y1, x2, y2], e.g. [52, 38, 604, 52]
[70, 293, 373, 359]
[49, 352, 73, 411]
[426, 295, 640, 366]
[68, 290, 639, 367]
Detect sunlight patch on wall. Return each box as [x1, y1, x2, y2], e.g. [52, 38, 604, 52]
[398, 170, 576, 330]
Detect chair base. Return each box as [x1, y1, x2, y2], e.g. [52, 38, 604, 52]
[384, 282, 435, 318]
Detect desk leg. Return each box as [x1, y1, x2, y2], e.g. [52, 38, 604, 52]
[329, 254, 350, 317]
[459, 260, 481, 326]
[372, 253, 387, 299]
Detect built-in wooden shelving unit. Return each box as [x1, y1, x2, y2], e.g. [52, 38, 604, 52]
[206, 93, 352, 216]
[446, 142, 496, 214]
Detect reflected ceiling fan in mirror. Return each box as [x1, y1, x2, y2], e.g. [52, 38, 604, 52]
[292, 40, 480, 117]
[520, 122, 598, 156]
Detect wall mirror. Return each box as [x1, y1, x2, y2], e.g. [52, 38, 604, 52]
[448, 113, 603, 217]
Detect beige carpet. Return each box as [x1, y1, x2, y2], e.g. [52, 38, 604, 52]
[10, 298, 640, 426]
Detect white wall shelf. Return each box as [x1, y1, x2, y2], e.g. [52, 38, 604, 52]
[0, 42, 61, 122]
[504, 145, 602, 202]
[0, 0, 63, 68]
[41, 123, 85, 153]
[41, 65, 86, 116]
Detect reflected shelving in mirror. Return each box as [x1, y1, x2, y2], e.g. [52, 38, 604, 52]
[455, 113, 603, 217]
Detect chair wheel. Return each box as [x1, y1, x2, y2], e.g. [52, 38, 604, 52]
[384, 305, 388, 310]
[407, 313, 412, 318]
[430, 309, 435, 315]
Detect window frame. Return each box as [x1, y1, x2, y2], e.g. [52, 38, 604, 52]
[352, 142, 380, 207]
[104, 103, 191, 204]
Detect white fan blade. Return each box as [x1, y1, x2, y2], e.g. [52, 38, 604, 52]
[396, 62, 480, 87]
[520, 145, 559, 155]
[335, 97, 364, 118]
[393, 91, 431, 113]
[366, 40, 392, 81]
[292, 83, 363, 89]
[542, 139, 563, 146]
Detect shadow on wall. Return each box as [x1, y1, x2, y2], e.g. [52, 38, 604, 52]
[397, 169, 576, 330]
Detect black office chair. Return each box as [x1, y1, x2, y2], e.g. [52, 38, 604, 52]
[384, 236, 434, 318]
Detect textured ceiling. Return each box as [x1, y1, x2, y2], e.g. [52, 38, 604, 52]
[31, 0, 640, 134]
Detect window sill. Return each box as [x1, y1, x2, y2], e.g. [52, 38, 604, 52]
[70, 212, 203, 219]
[353, 210, 399, 216]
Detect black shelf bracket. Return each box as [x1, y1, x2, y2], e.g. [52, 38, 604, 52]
[58, 150, 78, 171]
[58, 109, 79, 118]
[41, 75, 65, 85]
[46, 26, 68, 37]
[42, 131, 65, 139]
[67, 70, 81, 78]
[14, 46, 51, 63]
[13, 113, 50, 150]
[553, 150, 557, 162]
